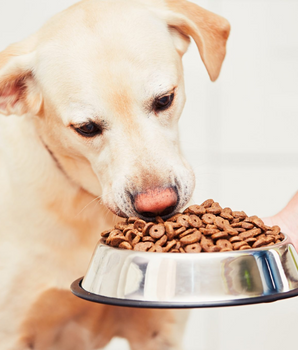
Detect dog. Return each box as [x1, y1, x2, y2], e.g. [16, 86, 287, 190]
[0, 0, 230, 348]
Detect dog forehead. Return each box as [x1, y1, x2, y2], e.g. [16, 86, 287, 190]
[36, 0, 180, 123]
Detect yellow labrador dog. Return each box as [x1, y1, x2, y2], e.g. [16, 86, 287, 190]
[0, 0, 229, 349]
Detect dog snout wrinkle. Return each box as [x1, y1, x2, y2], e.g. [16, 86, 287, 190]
[133, 186, 178, 218]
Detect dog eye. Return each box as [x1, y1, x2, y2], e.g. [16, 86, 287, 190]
[74, 122, 102, 137]
[154, 93, 174, 112]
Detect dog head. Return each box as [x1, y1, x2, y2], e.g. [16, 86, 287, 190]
[0, 0, 230, 220]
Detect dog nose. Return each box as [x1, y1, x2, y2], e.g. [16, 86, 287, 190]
[133, 187, 178, 218]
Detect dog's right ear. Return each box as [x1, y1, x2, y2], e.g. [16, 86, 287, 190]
[0, 37, 42, 116]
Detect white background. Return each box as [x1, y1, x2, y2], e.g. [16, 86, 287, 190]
[1, 0, 298, 349]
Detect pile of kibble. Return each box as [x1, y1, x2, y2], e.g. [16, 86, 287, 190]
[101, 199, 283, 253]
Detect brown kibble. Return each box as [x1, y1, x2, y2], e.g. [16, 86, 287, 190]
[134, 242, 154, 251]
[119, 241, 132, 250]
[211, 231, 229, 240]
[188, 215, 202, 228]
[241, 222, 254, 230]
[167, 213, 181, 222]
[232, 211, 247, 220]
[142, 222, 154, 236]
[179, 228, 196, 238]
[132, 235, 141, 246]
[216, 239, 232, 250]
[200, 228, 219, 236]
[272, 225, 281, 235]
[236, 228, 246, 233]
[224, 225, 239, 236]
[142, 236, 155, 243]
[180, 231, 201, 246]
[109, 235, 127, 247]
[239, 228, 262, 240]
[201, 199, 214, 208]
[214, 216, 226, 230]
[115, 221, 128, 230]
[202, 213, 216, 225]
[177, 215, 190, 228]
[220, 248, 233, 252]
[149, 224, 165, 239]
[123, 224, 134, 234]
[155, 234, 168, 246]
[185, 243, 202, 253]
[252, 238, 267, 248]
[163, 240, 177, 252]
[231, 222, 243, 228]
[126, 229, 139, 243]
[233, 241, 249, 250]
[245, 237, 257, 244]
[170, 249, 180, 253]
[220, 207, 233, 221]
[134, 219, 146, 232]
[164, 222, 175, 240]
[156, 216, 164, 224]
[149, 245, 163, 252]
[102, 202, 283, 253]
[128, 217, 139, 224]
[101, 229, 111, 238]
[206, 202, 222, 215]
[175, 226, 186, 235]
[230, 236, 242, 243]
[239, 245, 251, 250]
[187, 205, 206, 216]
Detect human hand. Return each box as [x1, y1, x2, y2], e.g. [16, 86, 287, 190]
[262, 191, 298, 250]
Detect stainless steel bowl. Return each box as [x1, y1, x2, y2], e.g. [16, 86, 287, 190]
[71, 234, 298, 308]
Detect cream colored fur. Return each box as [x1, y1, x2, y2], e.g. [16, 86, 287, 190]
[0, 0, 229, 349]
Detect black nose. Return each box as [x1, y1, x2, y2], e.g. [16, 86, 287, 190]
[133, 187, 178, 218]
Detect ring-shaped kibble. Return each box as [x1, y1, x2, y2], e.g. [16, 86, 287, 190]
[216, 239, 232, 250]
[188, 205, 206, 216]
[149, 224, 165, 239]
[177, 215, 190, 228]
[188, 215, 202, 228]
[134, 219, 146, 232]
[142, 222, 154, 236]
[185, 243, 202, 253]
[128, 216, 139, 224]
[110, 236, 127, 247]
[201, 213, 216, 225]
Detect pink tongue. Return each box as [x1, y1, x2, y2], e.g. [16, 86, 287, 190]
[134, 187, 178, 216]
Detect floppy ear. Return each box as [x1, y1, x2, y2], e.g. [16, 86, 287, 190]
[0, 38, 42, 116]
[153, 0, 230, 81]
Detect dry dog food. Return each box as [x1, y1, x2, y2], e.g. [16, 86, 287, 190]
[101, 199, 283, 253]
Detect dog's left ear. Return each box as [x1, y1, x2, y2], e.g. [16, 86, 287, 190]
[152, 0, 230, 81]
[0, 37, 42, 116]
